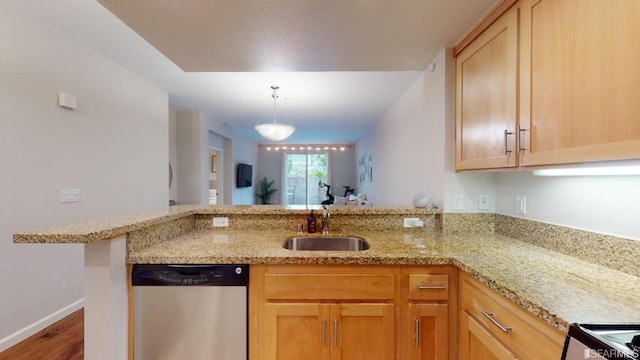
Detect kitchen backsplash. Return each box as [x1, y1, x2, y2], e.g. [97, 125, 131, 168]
[443, 212, 640, 277]
[494, 215, 640, 277]
[125, 208, 638, 277]
[442, 212, 495, 235]
[193, 209, 441, 233]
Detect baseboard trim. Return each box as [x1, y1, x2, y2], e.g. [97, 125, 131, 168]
[0, 298, 84, 352]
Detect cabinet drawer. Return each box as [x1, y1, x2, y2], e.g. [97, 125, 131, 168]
[408, 274, 449, 301]
[264, 273, 395, 301]
[459, 273, 564, 360]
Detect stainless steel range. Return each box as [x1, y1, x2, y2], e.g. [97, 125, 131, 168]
[562, 324, 640, 360]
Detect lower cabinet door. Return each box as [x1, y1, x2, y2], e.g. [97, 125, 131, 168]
[460, 313, 518, 360]
[263, 303, 394, 360]
[333, 303, 395, 360]
[262, 303, 330, 360]
[408, 303, 448, 360]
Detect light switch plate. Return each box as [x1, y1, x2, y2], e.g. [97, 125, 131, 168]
[515, 196, 527, 214]
[60, 189, 80, 203]
[454, 194, 464, 211]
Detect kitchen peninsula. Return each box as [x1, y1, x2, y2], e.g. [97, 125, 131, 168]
[13, 205, 640, 360]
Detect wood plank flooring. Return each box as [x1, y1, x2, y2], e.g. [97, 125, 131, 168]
[0, 309, 83, 360]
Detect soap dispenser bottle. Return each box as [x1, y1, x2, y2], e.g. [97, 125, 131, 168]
[307, 211, 317, 233]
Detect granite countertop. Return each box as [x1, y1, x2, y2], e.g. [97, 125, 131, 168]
[12, 204, 436, 243]
[12, 205, 202, 243]
[13, 205, 640, 334]
[128, 228, 640, 333]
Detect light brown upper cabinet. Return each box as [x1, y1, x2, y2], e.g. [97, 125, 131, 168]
[455, 0, 640, 171]
[455, 6, 519, 170]
[518, 0, 640, 166]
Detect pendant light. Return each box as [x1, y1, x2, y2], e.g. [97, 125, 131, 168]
[255, 85, 295, 141]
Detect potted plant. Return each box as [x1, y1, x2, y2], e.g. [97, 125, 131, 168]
[256, 176, 278, 204]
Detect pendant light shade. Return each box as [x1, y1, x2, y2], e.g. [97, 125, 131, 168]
[255, 85, 295, 141]
[255, 123, 295, 141]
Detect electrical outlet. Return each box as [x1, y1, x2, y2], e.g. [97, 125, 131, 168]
[515, 196, 527, 214]
[403, 218, 419, 228]
[478, 194, 489, 210]
[60, 189, 80, 203]
[213, 217, 229, 227]
[454, 194, 464, 211]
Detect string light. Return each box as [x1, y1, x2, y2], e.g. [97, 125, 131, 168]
[258, 144, 353, 152]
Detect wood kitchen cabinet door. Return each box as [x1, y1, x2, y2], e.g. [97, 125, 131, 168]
[459, 313, 517, 360]
[261, 303, 394, 360]
[458, 271, 564, 360]
[519, 0, 640, 166]
[455, 6, 519, 170]
[408, 303, 448, 360]
[332, 303, 395, 360]
[262, 303, 331, 360]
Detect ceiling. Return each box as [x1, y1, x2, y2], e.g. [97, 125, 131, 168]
[4, 0, 497, 143]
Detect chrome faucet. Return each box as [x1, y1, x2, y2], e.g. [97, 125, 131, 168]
[322, 205, 330, 234]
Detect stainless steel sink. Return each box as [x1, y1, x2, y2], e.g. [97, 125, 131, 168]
[282, 236, 370, 251]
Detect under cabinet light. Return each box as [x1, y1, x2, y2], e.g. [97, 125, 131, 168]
[533, 166, 640, 176]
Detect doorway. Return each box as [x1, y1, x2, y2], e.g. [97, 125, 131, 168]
[208, 148, 222, 205]
[284, 152, 329, 206]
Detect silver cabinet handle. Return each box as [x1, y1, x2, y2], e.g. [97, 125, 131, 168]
[334, 319, 338, 347]
[504, 129, 514, 155]
[414, 318, 420, 347]
[322, 319, 326, 347]
[418, 284, 446, 290]
[517, 125, 527, 153]
[481, 310, 512, 333]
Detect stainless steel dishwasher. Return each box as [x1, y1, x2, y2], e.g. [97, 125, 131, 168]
[131, 264, 249, 360]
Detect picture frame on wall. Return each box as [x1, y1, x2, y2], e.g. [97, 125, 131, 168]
[358, 152, 374, 183]
[358, 153, 366, 185]
[367, 152, 373, 182]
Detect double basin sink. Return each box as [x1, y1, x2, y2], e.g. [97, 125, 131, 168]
[283, 236, 370, 251]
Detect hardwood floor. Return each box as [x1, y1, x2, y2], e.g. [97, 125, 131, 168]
[0, 309, 83, 360]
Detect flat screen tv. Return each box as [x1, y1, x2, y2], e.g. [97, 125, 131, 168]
[236, 163, 253, 188]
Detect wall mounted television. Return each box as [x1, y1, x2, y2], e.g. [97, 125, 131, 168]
[236, 163, 253, 188]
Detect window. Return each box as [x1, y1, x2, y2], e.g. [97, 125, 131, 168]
[284, 152, 329, 206]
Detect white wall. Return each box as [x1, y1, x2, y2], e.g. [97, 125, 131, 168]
[0, 7, 168, 349]
[257, 149, 283, 204]
[357, 76, 425, 205]
[358, 50, 456, 208]
[330, 149, 356, 196]
[495, 171, 640, 239]
[172, 110, 258, 205]
[169, 111, 178, 202]
[175, 111, 206, 205]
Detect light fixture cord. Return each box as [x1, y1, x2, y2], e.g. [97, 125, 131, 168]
[272, 87, 278, 125]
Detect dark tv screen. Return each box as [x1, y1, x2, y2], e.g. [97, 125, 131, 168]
[236, 163, 252, 188]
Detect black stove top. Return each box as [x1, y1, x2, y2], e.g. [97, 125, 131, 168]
[563, 324, 640, 360]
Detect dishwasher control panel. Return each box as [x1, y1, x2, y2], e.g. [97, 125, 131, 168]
[132, 264, 248, 286]
[155, 270, 222, 285]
